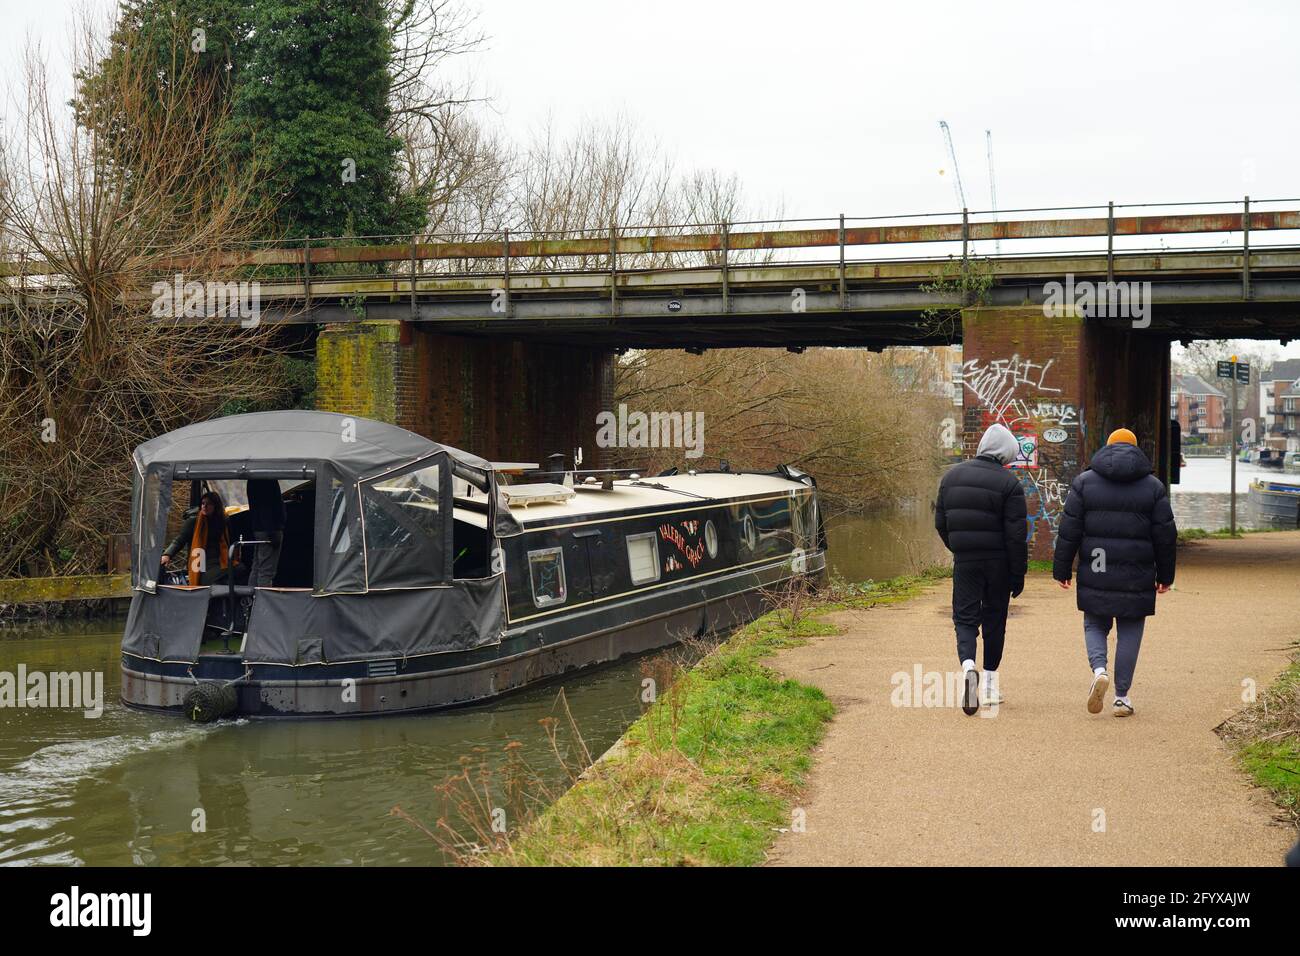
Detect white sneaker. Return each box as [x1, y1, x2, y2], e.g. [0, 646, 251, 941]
[980, 670, 1004, 706]
[1113, 697, 1134, 717]
[1087, 670, 1110, 714]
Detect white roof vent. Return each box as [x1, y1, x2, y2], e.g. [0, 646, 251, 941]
[501, 482, 577, 507]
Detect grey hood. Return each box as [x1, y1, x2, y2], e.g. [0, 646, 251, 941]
[976, 423, 1020, 465]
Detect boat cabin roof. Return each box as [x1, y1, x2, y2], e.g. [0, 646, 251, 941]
[463, 471, 810, 526]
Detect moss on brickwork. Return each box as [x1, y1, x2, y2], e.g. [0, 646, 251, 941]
[0, 574, 130, 604]
[315, 321, 401, 424]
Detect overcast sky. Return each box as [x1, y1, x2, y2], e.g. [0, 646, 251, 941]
[4, 0, 1298, 357]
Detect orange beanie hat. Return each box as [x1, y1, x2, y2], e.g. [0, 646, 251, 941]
[1107, 428, 1138, 446]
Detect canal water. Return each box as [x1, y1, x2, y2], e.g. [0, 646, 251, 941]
[1168, 457, 1290, 530]
[0, 457, 1282, 866]
[0, 622, 661, 865]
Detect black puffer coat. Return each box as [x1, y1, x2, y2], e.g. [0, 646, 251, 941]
[1052, 443, 1177, 618]
[934, 455, 1029, 584]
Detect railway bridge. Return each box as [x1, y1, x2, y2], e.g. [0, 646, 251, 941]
[10, 197, 1300, 557]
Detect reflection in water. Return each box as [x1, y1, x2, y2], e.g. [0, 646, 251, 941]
[824, 501, 949, 583]
[0, 622, 665, 866]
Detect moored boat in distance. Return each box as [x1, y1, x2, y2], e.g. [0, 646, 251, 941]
[1248, 478, 1300, 528]
[121, 411, 826, 719]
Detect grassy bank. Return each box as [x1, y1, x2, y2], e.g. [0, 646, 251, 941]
[479, 569, 949, 866]
[1219, 651, 1300, 828]
[1178, 526, 1286, 543]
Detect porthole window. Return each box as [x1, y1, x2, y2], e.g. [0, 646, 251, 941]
[704, 520, 718, 559]
[742, 514, 758, 552]
[528, 548, 567, 608]
[625, 532, 661, 585]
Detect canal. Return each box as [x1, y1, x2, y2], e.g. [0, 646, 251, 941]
[0, 456, 1280, 865]
[0, 623, 660, 865]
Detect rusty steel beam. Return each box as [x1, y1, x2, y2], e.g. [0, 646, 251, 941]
[5, 209, 1300, 277]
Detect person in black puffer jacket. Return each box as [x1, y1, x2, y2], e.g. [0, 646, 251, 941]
[935, 423, 1028, 715]
[1052, 428, 1177, 719]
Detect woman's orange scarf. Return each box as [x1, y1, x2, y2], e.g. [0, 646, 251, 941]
[188, 511, 230, 586]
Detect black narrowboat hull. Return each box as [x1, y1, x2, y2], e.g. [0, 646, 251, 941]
[121, 548, 826, 718]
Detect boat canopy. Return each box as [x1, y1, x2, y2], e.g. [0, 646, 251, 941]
[130, 411, 520, 597]
[124, 411, 512, 666]
[133, 409, 491, 477]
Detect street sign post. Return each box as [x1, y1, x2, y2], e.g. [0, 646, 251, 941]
[1215, 357, 1248, 533]
[1231, 358, 1237, 535]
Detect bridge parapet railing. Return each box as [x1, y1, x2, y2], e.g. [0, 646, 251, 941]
[5, 197, 1300, 297]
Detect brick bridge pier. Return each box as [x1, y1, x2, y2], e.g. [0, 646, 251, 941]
[314, 321, 615, 467]
[961, 306, 1171, 561]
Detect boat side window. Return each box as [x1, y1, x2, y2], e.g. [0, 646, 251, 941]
[362, 464, 440, 555]
[528, 547, 567, 608]
[369, 464, 440, 540]
[625, 531, 661, 586]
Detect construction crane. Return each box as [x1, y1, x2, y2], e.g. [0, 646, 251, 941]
[939, 121, 1004, 255]
[986, 129, 1001, 255]
[937, 120, 967, 210]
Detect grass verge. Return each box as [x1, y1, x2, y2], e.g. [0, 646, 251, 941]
[1178, 526, 1287, 543]
[472, 569, 948, 866]
[1218, 649, 1300, 828]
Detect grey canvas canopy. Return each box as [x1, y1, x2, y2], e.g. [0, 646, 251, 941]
[124, 411, 512, 665]
[133, 410, 489, 477]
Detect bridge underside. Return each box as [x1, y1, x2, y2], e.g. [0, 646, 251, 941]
[294, 284, 1300, 349]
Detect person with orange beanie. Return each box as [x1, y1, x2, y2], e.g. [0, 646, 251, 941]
[1051, 428, 1177, 717]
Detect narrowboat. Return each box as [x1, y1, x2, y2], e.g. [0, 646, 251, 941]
[120, 411, 826, 719]
[1248, 478, 1300, 528]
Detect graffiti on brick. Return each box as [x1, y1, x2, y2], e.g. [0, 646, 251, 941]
[962, 353, 1077, 545]
[959, 355, 1061, 423]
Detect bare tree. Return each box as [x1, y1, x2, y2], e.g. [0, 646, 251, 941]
[386, 0, 487, 136]
[613, 348, 950, 510]
[0, 18, 283, 577]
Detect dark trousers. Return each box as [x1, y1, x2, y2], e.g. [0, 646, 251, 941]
[248, 529, 283, 589]
[951, 558, 1011, 670]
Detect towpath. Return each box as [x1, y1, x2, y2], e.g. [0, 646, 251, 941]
[767, 531, 1300, 866]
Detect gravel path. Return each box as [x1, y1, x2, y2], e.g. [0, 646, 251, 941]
[767, 532, 1300, 866]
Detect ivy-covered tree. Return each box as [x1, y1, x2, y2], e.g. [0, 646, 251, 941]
[76, 0, 253, 144]
[226, 0, 426, 239]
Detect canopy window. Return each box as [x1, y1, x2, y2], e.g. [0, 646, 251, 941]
[360, 454, 451, 589]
